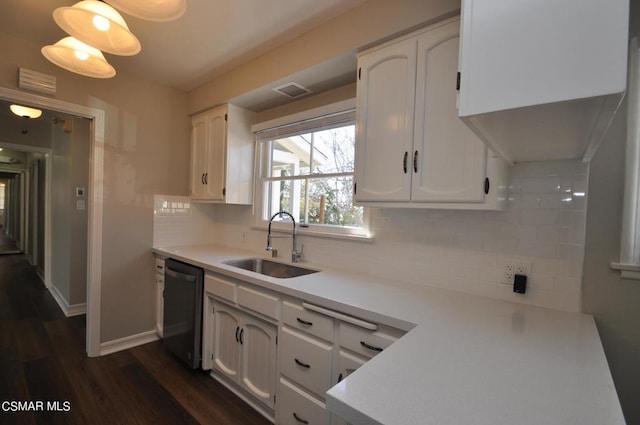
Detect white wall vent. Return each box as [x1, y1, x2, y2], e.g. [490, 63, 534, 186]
[18, 68, 57, 96]
[272, 82, 312, 99]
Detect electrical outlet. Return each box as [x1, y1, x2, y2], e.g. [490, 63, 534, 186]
[241, 231, 248, 243]
[500, 261, 531, 284]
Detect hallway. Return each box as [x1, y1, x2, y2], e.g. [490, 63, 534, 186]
[0, 254, 271, 425]
[0, 229, 20, 254]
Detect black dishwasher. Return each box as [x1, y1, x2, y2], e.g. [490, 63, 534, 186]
[163, 258, 204, 369]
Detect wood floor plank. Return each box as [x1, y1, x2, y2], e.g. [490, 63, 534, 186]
[131, 341, 272, 425]
[22, 357, 88, 425]
[14, 318, 55, 362]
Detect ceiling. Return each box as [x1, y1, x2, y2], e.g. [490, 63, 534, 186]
[1, 0, 364, 109]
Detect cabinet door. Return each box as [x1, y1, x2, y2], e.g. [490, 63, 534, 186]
[211, 303, 241, 379]
[204, 107, 227, 200]
[190, 113, 208, 198]
[458, 0, 628, 116]
[411, 20, 487, 203]
[354, 38, 416, 202]
[240, 314, 277, 409]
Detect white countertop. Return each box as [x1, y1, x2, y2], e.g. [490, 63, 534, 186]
[153, 244, 625, 425]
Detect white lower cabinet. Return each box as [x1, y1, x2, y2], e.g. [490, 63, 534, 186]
[278, 378, 330, 425]
[154, 256, 165, 337]
[209, 300, 277, 410]
[280, 326, 333, 399]
[202, 277, 406, 424]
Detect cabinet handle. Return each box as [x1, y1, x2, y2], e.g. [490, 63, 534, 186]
[204, 172, 208, 185]
[294, 358, 311, 369]
[201, 173, 205, 185]
[360, 341, 384, 352]
[292, 412, 309, 424]
[239, 328, 244, 345]
[403, 151, 408, 173]
[235, 326, 240, 343]
[338, 372, 343, 383]
[413, 150, 418, 173]
[296, 317, 313, 327]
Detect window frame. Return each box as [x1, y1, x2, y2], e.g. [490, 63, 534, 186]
[251, 99, 372, 241]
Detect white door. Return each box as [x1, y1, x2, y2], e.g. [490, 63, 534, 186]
[411, 20, 487, 203]
[190, 113, 208, 198]
[212, 303, 241, 379]
[239, 314, 277, 409]
[354, 38, 416, 202]
[204, 106, 227, 200]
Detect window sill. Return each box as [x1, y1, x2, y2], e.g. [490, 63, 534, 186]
[610, 262, 640, 280]
[251, 223, 375, 244]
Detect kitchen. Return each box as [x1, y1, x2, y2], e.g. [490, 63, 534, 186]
[0, 0, 639, 424]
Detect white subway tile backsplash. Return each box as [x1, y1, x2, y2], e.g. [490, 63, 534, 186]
[154, 160, 589, 313]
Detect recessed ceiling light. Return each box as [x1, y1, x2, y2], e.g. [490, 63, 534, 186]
[53, 0, 141, 56]
[42, 37, 116, 79]
[10, 104, 43, 119]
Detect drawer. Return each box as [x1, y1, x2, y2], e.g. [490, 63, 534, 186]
[155, 257, 165, 276]
[339, 322, 404, 359]
[280, 327, 333, 398]
[238, 285, 279, 319]
[205, 274, 237, 303]
[277, 378, 330, 425]
[282, 300, 334, 342]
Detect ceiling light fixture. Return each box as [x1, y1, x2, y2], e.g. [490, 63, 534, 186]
[9, 104, 43, 119]
[53, 0, 141, 56]
[42, 37, 116, 79]
[104, 0, 187, 22]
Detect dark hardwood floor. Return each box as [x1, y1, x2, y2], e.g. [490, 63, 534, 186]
[0, 229, 20, 255]
[0, 254, 272, 425]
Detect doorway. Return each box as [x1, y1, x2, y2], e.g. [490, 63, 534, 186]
[0, 86, 104, 357]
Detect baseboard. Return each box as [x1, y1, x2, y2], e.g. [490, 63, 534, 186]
[49, 285, 87, 317]
[100, 330, 160, 356]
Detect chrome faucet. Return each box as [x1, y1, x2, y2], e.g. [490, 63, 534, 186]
[267, 211, 303, 263]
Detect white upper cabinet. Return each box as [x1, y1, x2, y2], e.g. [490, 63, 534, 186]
[457, 0, 629, 164]
[354, 17, 508, 210]
[190, 104, 256, 204]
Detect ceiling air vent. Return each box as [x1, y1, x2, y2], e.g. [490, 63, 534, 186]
[272, 82, 312, 99]
[18, 68, 56, 96]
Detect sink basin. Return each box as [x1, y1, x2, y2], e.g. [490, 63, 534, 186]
[223, 258, 319, 279]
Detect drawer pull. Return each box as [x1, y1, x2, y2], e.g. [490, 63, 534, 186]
[360, 341, 383, 352]
[235, 326, 240, 343]
[294, 358, 311, 369]
[296, 317, 313, 327]
[292, 412, 309, 424]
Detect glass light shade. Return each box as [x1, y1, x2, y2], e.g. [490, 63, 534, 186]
[53, 0, 141, 56]
[104, 0, 186, 22]
[10, 104, 43, 119]
[42, 37, 116, 79]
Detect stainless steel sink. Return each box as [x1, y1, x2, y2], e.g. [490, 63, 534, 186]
[223, 258, 319, 279]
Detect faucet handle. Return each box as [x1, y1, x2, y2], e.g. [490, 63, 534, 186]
[292, 243, 304, 263]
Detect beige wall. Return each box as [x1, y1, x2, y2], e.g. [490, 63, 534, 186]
[188, 0, 459, 113]
[0, 32, 191, 342]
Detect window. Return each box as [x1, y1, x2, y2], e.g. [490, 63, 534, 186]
[255, 106, 369, 238]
